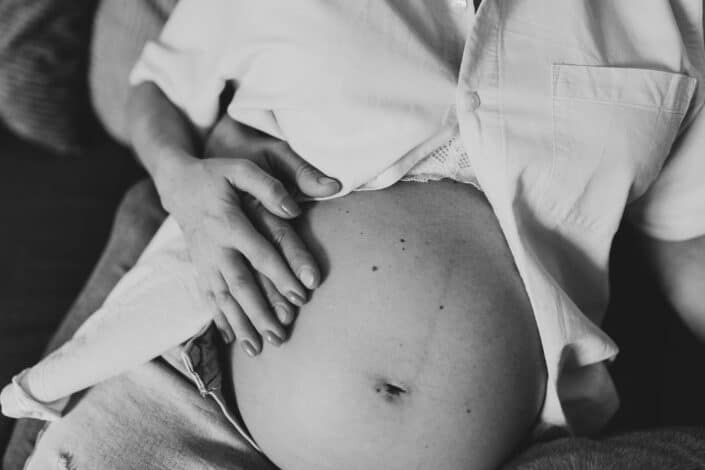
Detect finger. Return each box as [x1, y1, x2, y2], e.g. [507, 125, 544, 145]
[257, 273, 295, 326]
[222, 159, 301, 218]
[250, 203, 321, 290]
[212, 312, 236, 344]
[266, 142, 341, 198]
[206, 209, 307, 301]
[208, 272, 262, 357]
[195, 273, 236, 344]
[220, 252, 288, 347]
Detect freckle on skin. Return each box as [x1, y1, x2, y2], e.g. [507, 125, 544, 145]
[439, 305, 444, 310]
[400, 238, 406, 243]
[372, 265, 378, 272]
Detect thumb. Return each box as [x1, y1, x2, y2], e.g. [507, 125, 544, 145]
[267, 143, 341, 198]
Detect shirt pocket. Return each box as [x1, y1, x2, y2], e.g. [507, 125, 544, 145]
[543, 64, 697, 231]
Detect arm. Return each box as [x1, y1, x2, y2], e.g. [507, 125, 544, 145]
[127, 82, 341, 355]
[126, 0, 342, 354]
[128, 81, 201, 194]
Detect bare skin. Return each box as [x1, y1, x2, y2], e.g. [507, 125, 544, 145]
[128, 83, 341, 354]
[231, 181, 547, 470]
[0, 181, 546, 468]
[640, 232, 705, 341]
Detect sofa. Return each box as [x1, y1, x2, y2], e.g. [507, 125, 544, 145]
[2, 0, 705, 468]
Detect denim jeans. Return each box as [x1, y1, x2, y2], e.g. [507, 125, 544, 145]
[24, 355, 274, 470]
[2, 179, 275, 470]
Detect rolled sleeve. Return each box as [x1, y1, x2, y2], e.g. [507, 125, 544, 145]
[630, 102, 705, 241]
[129, 0, 232, 130]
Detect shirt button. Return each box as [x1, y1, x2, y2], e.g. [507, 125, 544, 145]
[465, 91, 481, 111]
[451, 0, 468, 8]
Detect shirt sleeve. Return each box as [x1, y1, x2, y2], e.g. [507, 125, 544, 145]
[629, 100, 705, 241]
[129, 0, 233, 131]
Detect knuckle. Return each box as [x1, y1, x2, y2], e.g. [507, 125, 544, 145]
[296, 163, 315, 177]
[251, 250, 280, 273]
[295, 163, 317, 181]
[269, 223, 290, 246]
[213, 289, 233, 306]
[263, 177, 286, 200]
[229, 273, 254, 292]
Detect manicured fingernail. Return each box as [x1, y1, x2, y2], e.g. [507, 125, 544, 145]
[286, 291, 306, 307]
[280, 197, 301, 217]
[298, 266, 318, 289]
[274, 302, 293, 324]
[242, 341, 258, 357]
[317, 176, 341, 189]
[265, 331, 283, 346]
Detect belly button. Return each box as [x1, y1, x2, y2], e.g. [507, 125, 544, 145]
[373, 380, 410, 403]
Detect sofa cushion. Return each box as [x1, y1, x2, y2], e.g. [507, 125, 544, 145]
[0, 0, 101, 155]
[2, 178, 165, 470]
[504, 428, 705, 470]
[0, 124, 143, 455]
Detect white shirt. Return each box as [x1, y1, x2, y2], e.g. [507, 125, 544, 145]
[130, 0, 705, 436]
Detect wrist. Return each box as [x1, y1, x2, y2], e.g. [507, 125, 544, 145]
[151, 147, 196, 210]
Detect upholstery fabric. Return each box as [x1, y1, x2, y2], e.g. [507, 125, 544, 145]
[2, 178, 165, 470]
[0, 0, 102, 155]
[0, 124, 143, 456]
[504, 428, 705, 470]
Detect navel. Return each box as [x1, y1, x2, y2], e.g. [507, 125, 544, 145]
[372, 378, 410, 404]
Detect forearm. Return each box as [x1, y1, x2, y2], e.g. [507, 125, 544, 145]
[127, 82, 200, 201]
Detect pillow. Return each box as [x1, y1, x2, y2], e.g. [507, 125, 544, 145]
[0, 0, 101, 156]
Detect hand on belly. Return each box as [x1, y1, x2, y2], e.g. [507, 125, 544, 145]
[230, 181, 546, 470]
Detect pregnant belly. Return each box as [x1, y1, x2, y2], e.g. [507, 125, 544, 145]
[230, 181, 546, 470]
